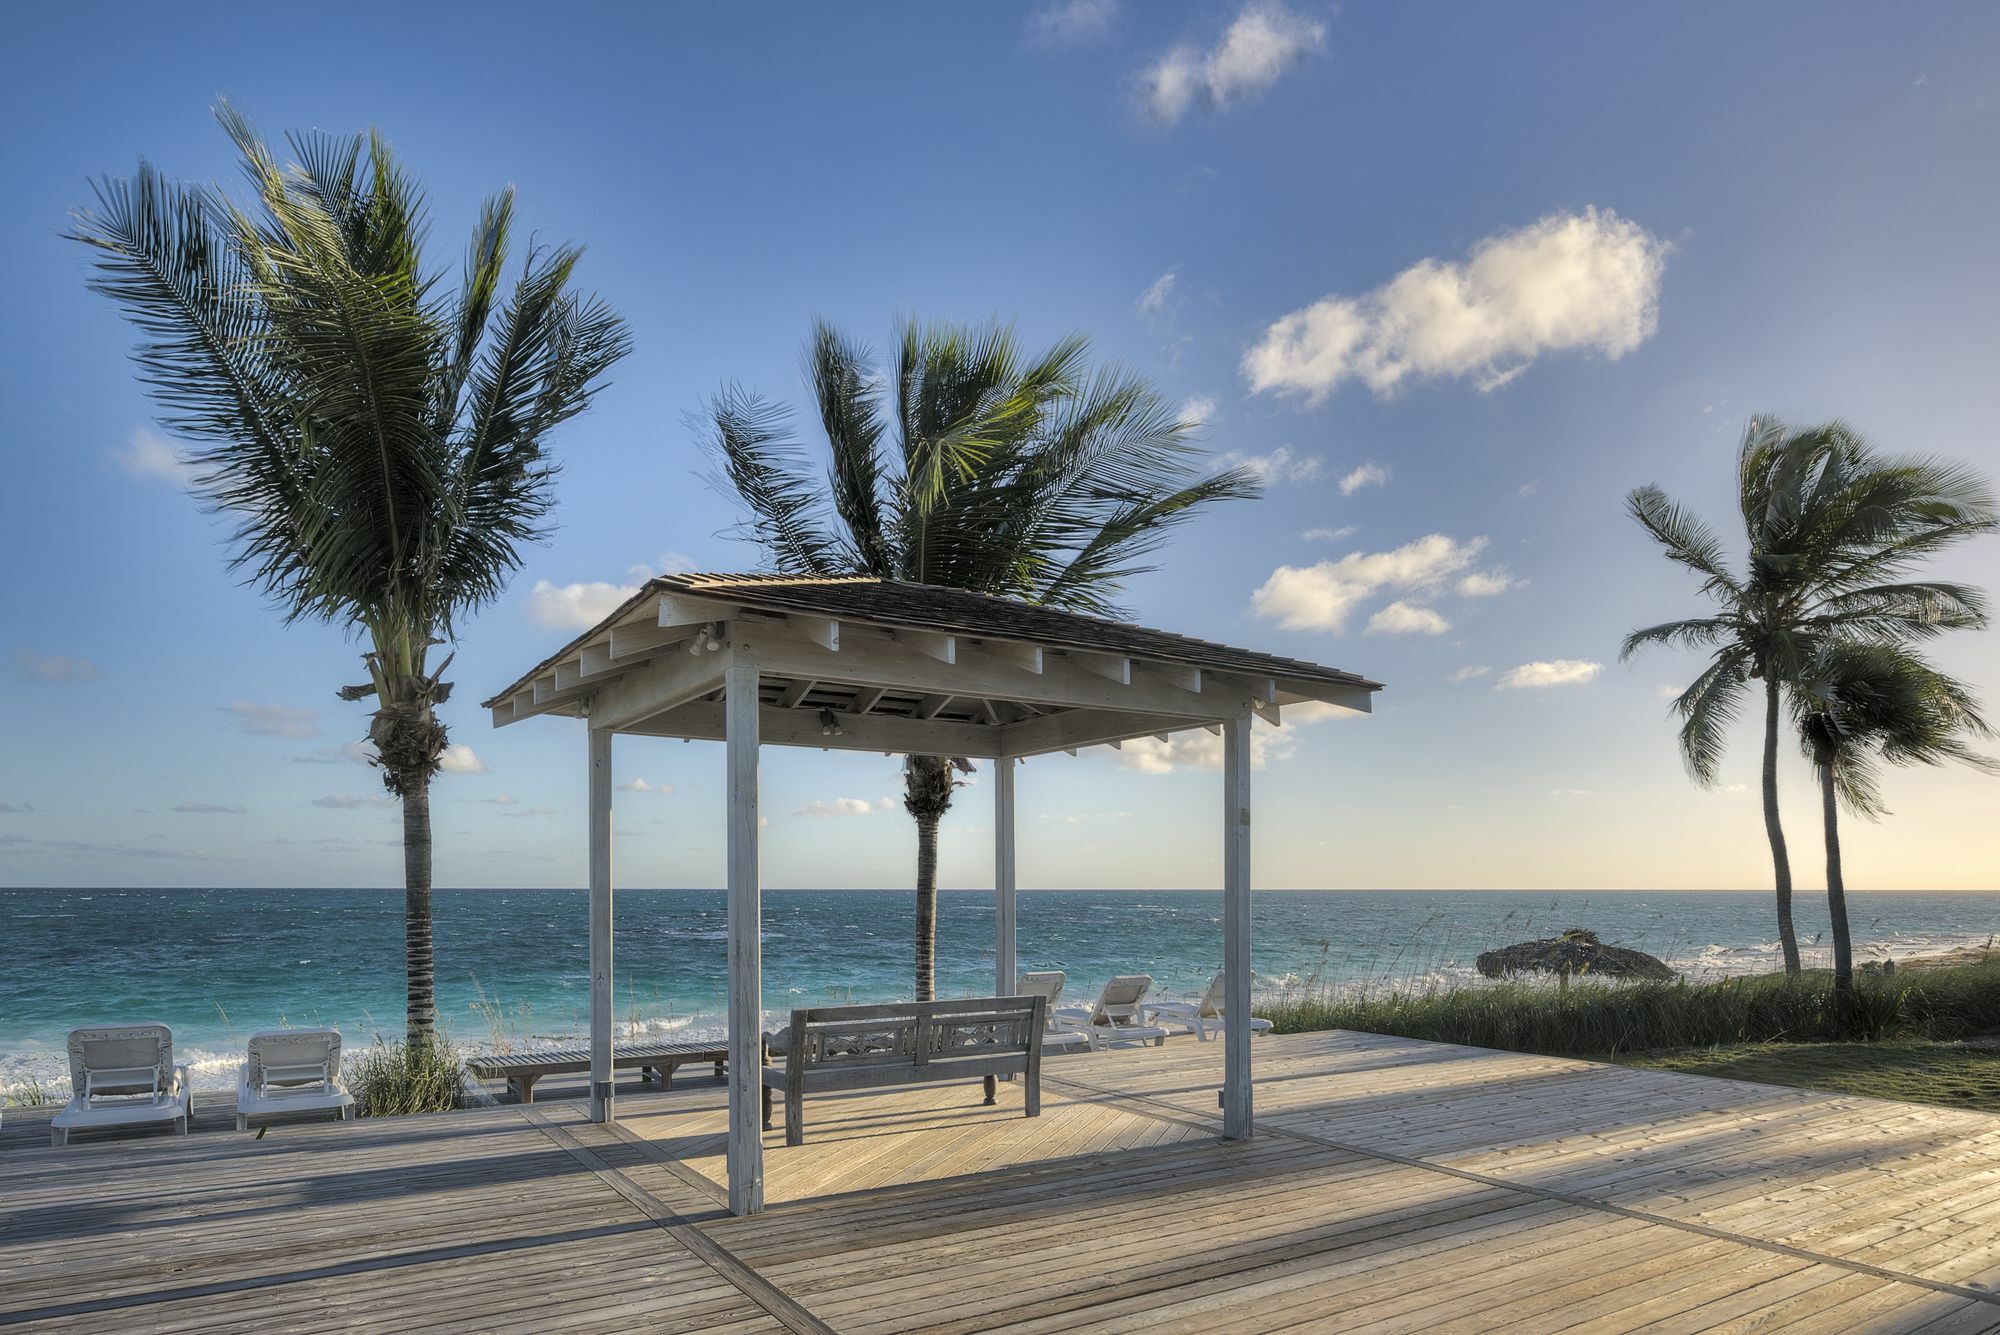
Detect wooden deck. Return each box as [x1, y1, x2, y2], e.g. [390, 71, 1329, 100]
[4, 1030, 1999, 1332]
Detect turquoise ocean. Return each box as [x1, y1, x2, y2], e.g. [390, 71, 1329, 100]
[4, 886, 1997, 1093]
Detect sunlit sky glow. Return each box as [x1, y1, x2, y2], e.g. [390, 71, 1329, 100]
[3, 2, 1996, 891]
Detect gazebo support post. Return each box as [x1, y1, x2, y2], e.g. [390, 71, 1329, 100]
[1222, 712, 1253, 1140]
[995, 758, 1017, 996]
[587, 724, 614, 1124]
[724, 659, 765, 1216]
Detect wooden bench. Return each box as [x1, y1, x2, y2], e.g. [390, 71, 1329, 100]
[761, 996, 1045, 1147]
[465, 1041, 729, 1104]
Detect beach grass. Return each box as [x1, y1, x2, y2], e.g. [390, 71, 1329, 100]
[1622, 1040, 2000, 1113]
[1, 1075, 53, 1108]
[348, 1034, 468, 1117]
[1255, 958, 2000, 1059]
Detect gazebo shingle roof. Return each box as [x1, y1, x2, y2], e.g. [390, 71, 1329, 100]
[484, 572, 1379, 709]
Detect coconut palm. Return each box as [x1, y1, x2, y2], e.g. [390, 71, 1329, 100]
[702, 318, 1257, 999]
[71, 107, 631, 1047]
[1622, 419, 1994, 973]
[1792, 640, 1995, 1002]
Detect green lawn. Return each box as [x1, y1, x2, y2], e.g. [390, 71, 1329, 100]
[1621, 1040, 2000, 1112]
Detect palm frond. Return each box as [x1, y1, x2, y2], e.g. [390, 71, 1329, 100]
[698, 388, 845, 576]
[1626, 485, 1743, 601]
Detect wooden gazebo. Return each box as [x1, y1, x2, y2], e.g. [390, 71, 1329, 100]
[484, 573, 1380, 1215]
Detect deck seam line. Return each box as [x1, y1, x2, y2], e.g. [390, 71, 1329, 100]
[1041, 1071, 2000, 1310]
[600, 1117, 735, 1208]
[517, 1107, 838, 1335]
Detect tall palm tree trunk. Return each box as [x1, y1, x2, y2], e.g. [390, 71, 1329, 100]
[1761, 674, 1802, 974]
[1818, 763, 1854, 1006]
[914, 815, 939, 1002]
[401, 774, 436, 1047]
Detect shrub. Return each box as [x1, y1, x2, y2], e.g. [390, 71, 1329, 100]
[349, 1034, 467, 1117]
[1255, 959, 2000, 1059]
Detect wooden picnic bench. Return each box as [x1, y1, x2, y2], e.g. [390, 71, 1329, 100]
[761, 996, 1045, 1146]
[465, 1041, 729, 1104]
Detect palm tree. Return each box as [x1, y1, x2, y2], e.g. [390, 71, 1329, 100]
[1791, 640, 1994, 1002]
[702, 318, 1258, 999]
[71, 107, 631, 1047]
[1623, 419, 1994, 974]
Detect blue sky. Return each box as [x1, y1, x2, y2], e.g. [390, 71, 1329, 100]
[2, 1, 1996, 891]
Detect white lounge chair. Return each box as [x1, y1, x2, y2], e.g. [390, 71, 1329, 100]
[236, 1029, 353, 1130]
[1017, 970, 1093, 1054]
[1052, 974, 1169, 1049]
[1146, 972, 1274, 1042]
[50, 1023, 191, 1147]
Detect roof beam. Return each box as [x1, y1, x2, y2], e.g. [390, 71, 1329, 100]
[792, 615, 840, 651]
[1146, 664, 1202, 694]
[849, 686, 886, 716]
[775, 679, 816, 709]
[1000, 708, 1213, 759]
[626, 698, 1002, 758]
[609, 620, 691, 661]
[658, 592, 739, 626]
[581, 642, 730, 734]
[731, 625, 1216, 719]
[984, 641, 1043, 674]
[1066, 650, 1131, 685]
[896, 629, 957, 664]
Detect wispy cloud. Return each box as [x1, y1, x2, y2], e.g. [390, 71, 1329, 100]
[500, 804, 559, 818]
[0, 802, 34, 814]
[482, 793, 519, 806]
[1136, 268, 1180, 319]
[1457, 570, 1515, 597]
[293, 740, 377, 766]
[13, 649, 101, 685]
[1026, 0, 1117, 50]
[311, 793, 393, 810]
[225, 701, 321, 739]
[1337, 462, 1388, 496]
[0, 834, 219, 862]
[1496, 659, 1602, 689]
[1115, 701, 1349, 775]
[1141, 2, 1326, 126]
[113, 427, 197, 486]
[795, 797, 882, 818]
[1447, 665, 1491, 683]
[1244, 208, 1669, 403]
[172, 801, 246, 815]
[1300, 525, 1355, 542]
[1217, 444, 1322, 484]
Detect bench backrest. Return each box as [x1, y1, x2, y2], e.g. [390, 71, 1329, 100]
[783, 996, 1045, 1077]
[68, 1024, 173, 1101]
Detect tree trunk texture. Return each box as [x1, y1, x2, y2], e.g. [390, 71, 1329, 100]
[914, 815, 939, 1002]
[402, 774, 436, 1048]
[1821, 763, 1854, 1005]
[1762, 673, 1802, 974]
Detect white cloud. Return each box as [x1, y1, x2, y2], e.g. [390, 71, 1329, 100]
[1243, 208, 1669, 403]
[1517, 480, 1543, 498]
[1366, 601, 1450, 636]
[1447, 665, 1491, 683]
[1457, 569, 1515, 597]
[437, 744, 487, 774]
[226, 701, 320, 739]
[1027, 0, 1117, 49]
[625, 552, 699, 583]
[1251, 533, 1486, 633]
[1218, 444, 1323, 484]
[1300, 525, 1355, 542]
[172, 801, 246, 815]
[500, 804, 559, 818]
[1136, 269, 1180, 318]
[1337, 462, 1388, 496]
[526, 579, 638, 631]
[796, 798, 878, 818]
[1551, 788, 1592, 798]
[114, 427, 197, 486]
[0, 802, 34, 814]
[620, 778, 675, 796]
[483, 793, 519, 806]
[1178, 394, 1218, 429]
[1496, 659, 1603, 690]
[1141, 2, 1326, 125]
[311, 793, 394, 810]
[13, 649, 101, 685]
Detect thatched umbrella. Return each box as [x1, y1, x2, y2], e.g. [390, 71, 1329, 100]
[1476, 928, 1674, 983]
